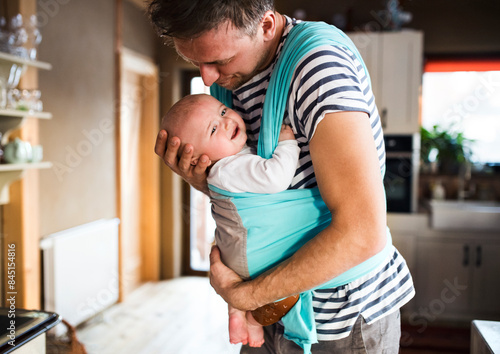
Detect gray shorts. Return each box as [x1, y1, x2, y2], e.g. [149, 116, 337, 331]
[240, 310, 401, 354]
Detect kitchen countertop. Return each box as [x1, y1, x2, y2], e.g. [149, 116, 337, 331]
[387, 212, 429, 231]
[0, 308, 61, 354]
[387, 207, 500, 238]
[471, 320, 500, 353]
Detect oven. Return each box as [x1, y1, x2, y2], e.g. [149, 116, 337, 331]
[383, 134, 420, 213]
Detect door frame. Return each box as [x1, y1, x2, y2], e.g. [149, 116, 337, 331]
[116, 47, 160, 300]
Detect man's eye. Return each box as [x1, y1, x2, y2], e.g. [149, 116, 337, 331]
[221, 108, 226, 117]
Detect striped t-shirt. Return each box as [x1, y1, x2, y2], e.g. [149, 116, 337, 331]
[231, 16, 415, 340]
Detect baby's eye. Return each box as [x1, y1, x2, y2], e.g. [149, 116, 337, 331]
[211, 125, 217, 136]
[221, 108, 226, 117]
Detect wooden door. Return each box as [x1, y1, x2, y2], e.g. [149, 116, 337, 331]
[118, 48, 160, 300]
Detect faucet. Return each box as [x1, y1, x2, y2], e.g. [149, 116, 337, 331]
[457, 161, 475, 200]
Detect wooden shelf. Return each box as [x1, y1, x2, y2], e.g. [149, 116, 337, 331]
[0, 109, 52, 119]
[1, 3, 51, 310]
[0, 162, 52, 204]
[0, 52, 53, 145]
[0, 161, 52, 171]
[0, 110, 52, 145]
[0, 51, 52, 70]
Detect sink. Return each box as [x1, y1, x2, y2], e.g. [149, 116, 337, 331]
[429, 200, 500, 231]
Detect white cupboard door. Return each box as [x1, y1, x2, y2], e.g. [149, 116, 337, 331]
[348, 31, 423, 134]
[472, 241, 500, 317]
[391, 231, 417, 275]
[349, 32, 382, 106]
[416, 239, 472, 317]
[379, 32, 423, 134]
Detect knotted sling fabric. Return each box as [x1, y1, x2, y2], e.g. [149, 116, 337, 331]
[210, 21, 392, 353]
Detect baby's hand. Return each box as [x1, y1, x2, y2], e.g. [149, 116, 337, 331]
[278, 124, 295, 142]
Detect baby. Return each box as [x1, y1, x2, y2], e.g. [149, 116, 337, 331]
[161, 93, 300, 347]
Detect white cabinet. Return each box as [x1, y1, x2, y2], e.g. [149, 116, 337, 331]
[471, 242, 500, 315]
[391, 229, 417, 276]
[347, 30, 423, 134]
[390, 229, 418, 317]
[387, 213, 427, 275]
[415, 236, 500, 322]
[387, 213, 428, 317]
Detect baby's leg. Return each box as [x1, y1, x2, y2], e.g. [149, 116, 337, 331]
[245, 311, 265, 347]
[228, 305, 264, 347]
[228, 305, 248, 345]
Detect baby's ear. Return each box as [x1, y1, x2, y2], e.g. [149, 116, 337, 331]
[191, 157, 199, 166]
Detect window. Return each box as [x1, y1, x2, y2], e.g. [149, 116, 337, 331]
[181, 73, 214, 273]
[421, 60, 500, 166]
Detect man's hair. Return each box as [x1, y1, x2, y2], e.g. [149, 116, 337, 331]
[148, 0, 274, 43]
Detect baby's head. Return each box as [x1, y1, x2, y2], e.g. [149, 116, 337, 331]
[161, 94, 247, 166]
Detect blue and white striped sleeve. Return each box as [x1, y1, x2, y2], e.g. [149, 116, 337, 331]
[288, 44, 373, 142]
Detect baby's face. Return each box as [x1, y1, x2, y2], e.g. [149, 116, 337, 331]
[180, 95, 247, 164]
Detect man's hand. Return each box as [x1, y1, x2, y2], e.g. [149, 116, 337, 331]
[154, 129, 211, 193]
[209, 245, 259, 311]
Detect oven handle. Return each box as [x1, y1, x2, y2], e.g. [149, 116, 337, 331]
[385, 152, 414, 158]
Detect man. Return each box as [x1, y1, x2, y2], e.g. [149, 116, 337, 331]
[149, 1, 414, 352]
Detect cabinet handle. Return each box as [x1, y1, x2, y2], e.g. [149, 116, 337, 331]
[381, 108, 388, 128]
[463, 244, 469, 267]
[476, 245, 482, 267]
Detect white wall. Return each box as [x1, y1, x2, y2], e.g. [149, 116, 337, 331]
[38, 0, 117, 235]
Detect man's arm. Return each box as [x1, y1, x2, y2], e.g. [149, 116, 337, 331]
[209, 111, 388, 310]
[154, 129, 211, 194]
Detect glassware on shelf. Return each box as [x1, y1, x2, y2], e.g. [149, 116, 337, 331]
[0, 78, 6, 109]
[0, 14, 42, 60]
[7, 88, 20, 109]
[29, 89, 43, 112]
[26, 15, 42, 60]
[7, 62, 23, 88]
[0, 133, 4, 163]
[0, 17, 9, 53]
[6, 88, 43, 112]
[0, 14, 46, 113]
[7, 14, 28, 58]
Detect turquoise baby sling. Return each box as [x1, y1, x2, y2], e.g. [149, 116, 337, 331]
[210, 21, 392, 353]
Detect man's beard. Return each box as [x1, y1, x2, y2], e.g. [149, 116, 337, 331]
[217, 50, 271, 91]
[217, 74, 252, 91]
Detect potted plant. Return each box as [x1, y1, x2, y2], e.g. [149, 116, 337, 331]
[420, 124, 474, 174]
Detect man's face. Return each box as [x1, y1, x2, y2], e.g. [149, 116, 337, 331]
[174, 22, 271, 90]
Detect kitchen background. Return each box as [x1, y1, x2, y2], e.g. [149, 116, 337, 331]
[0, 0, 499, 353]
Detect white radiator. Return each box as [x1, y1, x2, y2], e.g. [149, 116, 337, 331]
[40, 218, 120, 335]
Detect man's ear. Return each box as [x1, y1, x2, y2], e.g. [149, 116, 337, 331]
[261, 10, 277, 41]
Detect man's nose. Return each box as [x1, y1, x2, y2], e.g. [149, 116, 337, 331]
[199, 64, 219, 87]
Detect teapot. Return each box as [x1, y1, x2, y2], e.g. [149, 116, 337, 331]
[3, 138, 32, 164]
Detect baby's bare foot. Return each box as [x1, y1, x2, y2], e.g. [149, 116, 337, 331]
[229, 312, 249, 345]
[246, 311, 265, 347]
